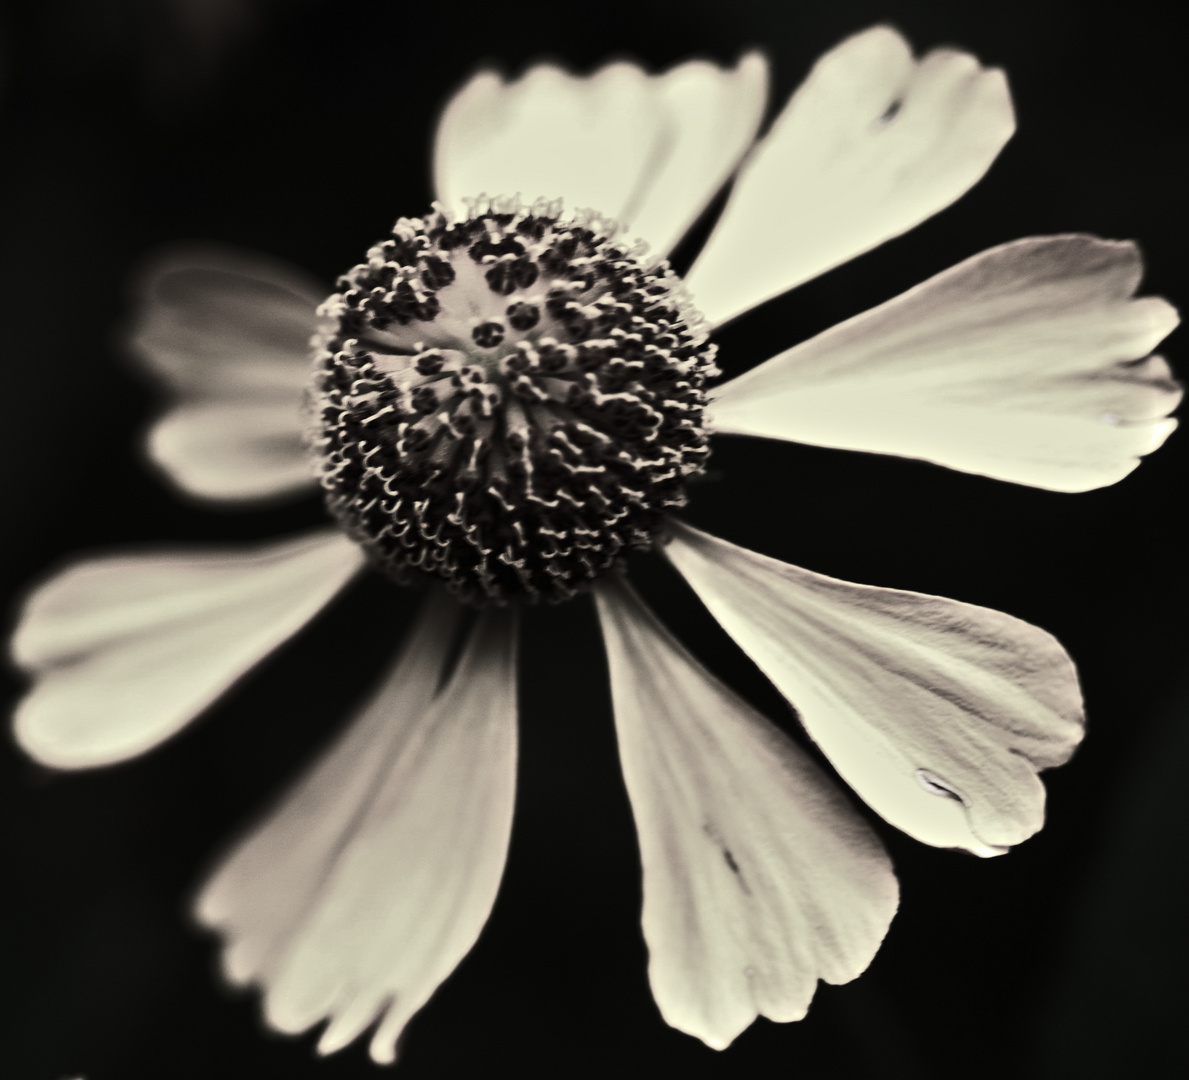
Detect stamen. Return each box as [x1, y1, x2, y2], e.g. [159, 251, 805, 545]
[472, 320, 506, 348]
[307, 198, 719, 605]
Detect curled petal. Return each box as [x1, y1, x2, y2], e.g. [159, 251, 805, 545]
[686, 25, 1014, 327]
[433, 54, 767, 256]
[663, 521, 1085, 856]
[198, 598, 518, 1065]
[595, 576, 897, 1049]
[708, 235, 1181, 491]
[128, 246, 325, 501]
[11, 529, 363, 768]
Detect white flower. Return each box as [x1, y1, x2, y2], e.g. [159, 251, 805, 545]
[9, 24, 1179, 1065]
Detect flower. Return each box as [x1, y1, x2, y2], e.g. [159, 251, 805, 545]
[8, 23, 1180, 1065]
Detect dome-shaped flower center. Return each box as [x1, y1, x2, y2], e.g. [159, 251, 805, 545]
[308, 196, 718, 605]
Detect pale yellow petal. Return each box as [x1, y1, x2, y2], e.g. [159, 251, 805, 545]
[687, 25, 1014, 327]
[433, 55, 767, 256]
[708, 235, 1181, 491]
[128, 246, 324, 500]
[200, 600, 518, 1065]
[149, 402, 313, 501]
[596, 576, 897, 1048]
[663, 521, 1085, 855]
[12, 530, 362, 768]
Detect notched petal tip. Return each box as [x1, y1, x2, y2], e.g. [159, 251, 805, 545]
[595, 575, 897, 1049]
[434, 49, 768, 259]
[196, 596, 518, 1063]
[686, 24, 1015, 327]
[11, 530, 362, 769]
[710, 234, 1181, 492]
[663, 520, 1085, 856]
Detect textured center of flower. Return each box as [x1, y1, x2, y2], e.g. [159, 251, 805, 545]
[308, 196, 718, 605]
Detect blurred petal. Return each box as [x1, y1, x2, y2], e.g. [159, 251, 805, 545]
[195, 591, 460, 989]
[199, 600, 518, 1065]
[150, 402, 314, 501]
[663, 521, 1085, 856]
[128, 246, 325, 500]
[12, 529, 363, 768]
[708, 236, 1181, 491]
[626, 55, 768, 256]
[595, 576, 897, 1049]
[433, 55, 767, 256]
[686, 26, 1015, 327]
[130, 246, 324, 398]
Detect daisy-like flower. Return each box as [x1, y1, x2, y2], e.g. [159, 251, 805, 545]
[10, 25, 1180, 1064]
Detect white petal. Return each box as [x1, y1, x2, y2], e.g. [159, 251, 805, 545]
[595, 576, 897, 1050]
[433, 55, 767, 256]
[199, 600, 518, 1065]
[663, 521, 1085, 856]
[195, 592, 460, 991]
[128, 247, 325, 500]
[708, 236, 1181, 491]
[11, 529, 363, 768]
[149, 402, 314, 501]
[624, 55, 768, 257]
[686, 26, 1015, 327]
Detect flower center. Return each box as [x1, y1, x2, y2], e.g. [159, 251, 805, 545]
[307, 196, 718, 605]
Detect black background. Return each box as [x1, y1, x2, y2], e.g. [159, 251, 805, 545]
[1, 1, 1186, 1077]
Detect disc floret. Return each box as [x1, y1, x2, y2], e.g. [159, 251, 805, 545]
[308, 195, 719, 604]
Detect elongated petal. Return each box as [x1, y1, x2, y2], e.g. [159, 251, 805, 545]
[626, 56, 768, 256]
[149, 402, 314, 501]
[686, 25, 1014, 327]
[195, 592, 460, 990]
[663, 521, 1085, 856]
[199, 601, 518, 1065]
[11, 530, 363, 768]
[129, 247, 325, 500]
[595, 576, 897, 1049]
[708, 236, 1181, 491]
[433, 55, 767, 256]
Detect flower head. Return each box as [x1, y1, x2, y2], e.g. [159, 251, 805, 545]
[9, 25, 1180, 1065]
[310, 198, 718, 604]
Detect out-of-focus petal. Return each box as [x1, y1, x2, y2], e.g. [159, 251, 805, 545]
[663, 521, 1085, 856]
[707, 236, 1181, 491]
[433, 55, 767, 257]
[128, 246, 325, 500]
[198, 598, 518, 1066]
[130, 247, 324, 398]
[686, 25, 1015, 327]
[594, 576, 897, 1049]
[11, 529, 363, 768]
[626, 55, 768, 256]
[195, 592, 461, 992]
[150, 402, 314, 501]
